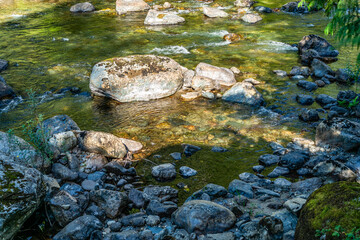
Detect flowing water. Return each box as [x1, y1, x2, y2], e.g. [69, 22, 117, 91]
[0, 0, 359, 213]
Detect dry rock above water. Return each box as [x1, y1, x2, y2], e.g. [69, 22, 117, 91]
[115, 0, 150, 15]
[90, 55, 184, 102]
[203, 6, 229, 18]
[222, 82, 265, 107]
[70, 2, 95, 13]
[144, 10, 185, 25]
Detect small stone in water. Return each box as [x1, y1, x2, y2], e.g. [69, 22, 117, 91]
[170, 152, 182, 160]
[211, 146, 228, 152]
[252, 165, 265, 173]
[179, 166, 198, 178]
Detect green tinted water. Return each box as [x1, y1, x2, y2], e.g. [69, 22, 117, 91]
[0, 0, 359, 198]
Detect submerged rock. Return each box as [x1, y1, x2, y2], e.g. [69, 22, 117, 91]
[90, 55, 183, 102]
[70, 2, 95, 13]
[0, 159, 44, 240]
[254, 6, 272, 13]
[116, 0, 150, 15]
[203, 6, 228, 18]
[299, 109, 319, 122]
[0, 59, 8, 72]
[235, 0, 255, 8]
[41, 115, 80, 137]
[144, 10, 185, 25]
[224, 33, 244, 42]
[316, 118, 360, 152]
[0, 78, 15, 100]
[172, 200, 236, 234]
[222, 82, 265, 107]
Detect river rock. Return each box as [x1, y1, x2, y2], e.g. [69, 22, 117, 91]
[280, 151, 309, 170]
[49, 131, 77, 153]
[228, 179, 253, 198]
[313, 160, 357, 181]
[53, 215, 103, 240]
[299, 109, 319, 122]
[0, 131, 43, 170]
[284, 198, 306, 215]
[41, 115, 80, 137]
[298, 35, 339, 61]
[172, 200, 236, 234]
[0, 79, 15, 100]
[291, 177, 322, 194]
[116, 0, 150, 15]
[80, 131, 127, 159]
[311, 59, 334, 78]
[289, 66, 310, 78]
[191, 76, 219, 91]
[104, 161, 136, 176]
[316, 118, 360, 151]
[90, 189, 128, 218]
[241, 13, 262, 23]
[144, 10, 185, 25]
[224, 34, 244, 43]
[195, 62, 236, 87]
[143, 185, 178, 202]
[243, 78, 260, 85]
[105, 230, 140, 240]
[222, 82, 265, 107]
[152, 163, 176, 181]
[52, 163, 78, 181]
[179, 166, 198, 177]
[296, 94, 314, 105]
[335, 68, 350, 83]
[272, 209, 298, 233]
[254, 6, 272, 13]
[0, 60, 8, 72]
[268, 166, 290, 178]
[281, 1, 307, 13]
[235, 0, 254, 8]
[273, 70, 287, 77]
[296, 80, 318, 91]
[315, 94, 337, 108]
[119, 138, 143, 153]
[183, 70, 195, 88]
[203, 6, 228, 18]
[146, 200, 177, 217]
[90, 55, 183, 102]
[258, 154, 280, 166]
[70, 2, 95, 12]
[337, 90, 357, 104]
[0, 159, 44, 240]
[182, 144, 201, 157]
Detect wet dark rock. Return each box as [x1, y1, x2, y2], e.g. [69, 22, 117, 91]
[52, 163, 78, 181]
[90, 189, 128, 218]
[291, 75, 305, 80]
[258, 154, 280, 166]
[254, 6, 272, 13]
[256, 188, 281, 198]
[146, 215, 160, 226]
[152, 163, 176, 181]
[291, 177, 322, 194]
[211, 146, 228, 152]
[88, 171, 106, 182]
[143, 185, 178, 202]
[172, 200, 236, 234]
[330, 106, 348, 116]
[298, 35, 339, 62]
[0, 59, 9, 72]
[53, 215, 103, 240]
[268, 167, 290, 178]
[316, 118, 360, 151]
[41, 115, 80, 137]
[313, 160, 357, 181]
[280, 151, 309, 170]
[128, 188, 146, 208]
[179, 166, 198, 178]
[315, 94, 337, 108]
[182, 144, 201, 157]
[239, 172, 260, 183]
[104, 161, 136, 176]
[299, 109, 319, 122]
[289, 66, 310, 78]
[297, 168, 312, 176]
[70, 2, 95, 12]
[281, 1, 307, 13]
[337, 90, 357, 104]
[335, 68, 350, 83]
[0, 78, 15, 100]
[259, 216, 284, 239]
[228, 179, 254, 198]
[272, 209, 298, 233]
[85, 204, 106, 222]
[311, 59, 334, 78]
[296, 80, 318, 91]
[253, 165, 265, 173]
[81, 179, 97, 191]
[296, 94, 314, 105]
[170, 152, 182, 160]
[274, 178, 292, 189]
[189, 184, 228, 201]
[104, 230, 140, 240]
[346, 156, 360, 175]
[121, 212, 147, 227]
[146, 200, 177, 217]
[304, 155, 327, 168]
[315, 80, 325, 87]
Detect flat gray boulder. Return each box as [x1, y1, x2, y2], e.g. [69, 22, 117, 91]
[172, 200, 236, 234]
[70, 2, 95, 12]
[90, 55, 184, 102]
[222, 82, 265, 107]
[116, 0, 150, 15]
[203, 6, 228, 18]
[144, 10, 185, 25]
[195, 62, 236, 86]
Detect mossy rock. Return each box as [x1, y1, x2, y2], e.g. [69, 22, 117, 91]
[295, 181, 360, 240]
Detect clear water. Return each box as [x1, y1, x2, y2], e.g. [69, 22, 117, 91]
[0, 0, 359, 201]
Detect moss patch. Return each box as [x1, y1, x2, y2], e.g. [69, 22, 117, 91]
[295, 181, 360, 240]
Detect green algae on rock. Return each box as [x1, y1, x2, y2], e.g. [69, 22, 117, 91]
[295, 181, 360, 240]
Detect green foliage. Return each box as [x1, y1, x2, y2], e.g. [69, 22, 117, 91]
[299, 0, 360, 63]
[338, 96, 359, 108]
[316, 225, 360, 239]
